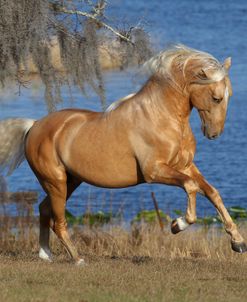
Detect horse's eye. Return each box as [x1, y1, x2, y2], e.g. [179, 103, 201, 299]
[212, 96, 223, 104]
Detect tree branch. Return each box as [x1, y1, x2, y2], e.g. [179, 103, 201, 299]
[50, 4, 134, 44]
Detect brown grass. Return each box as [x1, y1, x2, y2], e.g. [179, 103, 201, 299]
[1, 222, 247, 302]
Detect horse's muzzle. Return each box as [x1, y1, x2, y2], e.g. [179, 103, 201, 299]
[201, 124, 221, 140]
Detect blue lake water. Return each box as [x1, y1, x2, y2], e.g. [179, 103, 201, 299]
[1, 0, 247, 221]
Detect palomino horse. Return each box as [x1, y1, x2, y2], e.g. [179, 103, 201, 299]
[0, 45, 246, 265]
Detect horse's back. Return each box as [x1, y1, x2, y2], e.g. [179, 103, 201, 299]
[32, 108, 99, 131]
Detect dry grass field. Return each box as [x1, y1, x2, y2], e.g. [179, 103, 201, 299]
[1, 221, 247, 302]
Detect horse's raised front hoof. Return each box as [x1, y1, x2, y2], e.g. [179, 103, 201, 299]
[171, 217, 189, 234]
[231, 241, 247, 254]
[75, 258, 86, 266]
[171, 219, 182, 234]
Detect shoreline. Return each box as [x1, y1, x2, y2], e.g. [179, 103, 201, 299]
[21, 37, 136, 76]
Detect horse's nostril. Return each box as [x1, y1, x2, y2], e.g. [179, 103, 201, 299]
[210, 134, 219, 140]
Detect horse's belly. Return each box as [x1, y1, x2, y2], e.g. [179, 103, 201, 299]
[82, 173, 140, 188]
[70, 163, 141, 188]
[64, 151, 142, 188]
[52, 115, 142, 187]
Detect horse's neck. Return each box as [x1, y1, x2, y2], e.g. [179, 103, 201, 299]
[137, 77, 192, 127]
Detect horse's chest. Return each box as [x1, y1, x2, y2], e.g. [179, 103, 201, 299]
[171, 135, 195, 170]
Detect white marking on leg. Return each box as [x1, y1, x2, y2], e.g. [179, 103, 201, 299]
[75, 258, 86, 266]
[176, 216, 189, 231]
[39, 247, 52, 262]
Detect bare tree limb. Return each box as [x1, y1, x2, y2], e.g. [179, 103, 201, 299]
[50, 4, 134, 44]
[1, 0, 151, 111]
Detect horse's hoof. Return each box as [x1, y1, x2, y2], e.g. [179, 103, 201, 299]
[231, 241, 247, 254]
[171, 217, 189, 234]
[171, 219, 181, 234]
[75, 258, 86, 266]
[39, 247, 53, 262]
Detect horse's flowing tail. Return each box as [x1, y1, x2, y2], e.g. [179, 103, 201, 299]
[0, 118, 36, 175]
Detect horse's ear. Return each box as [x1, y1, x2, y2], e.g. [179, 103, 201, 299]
[223, 57, 231, 71]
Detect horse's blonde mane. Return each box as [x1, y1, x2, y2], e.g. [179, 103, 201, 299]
[105, 44, 227, 113]
[105, 93, 136, 113]
[143, 44, 227, 89]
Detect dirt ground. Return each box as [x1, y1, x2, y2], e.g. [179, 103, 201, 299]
[1, 255, 247, 302]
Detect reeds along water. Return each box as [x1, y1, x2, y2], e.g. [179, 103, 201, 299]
[2, 219, 247, 262]
[1, 190, 247, 262]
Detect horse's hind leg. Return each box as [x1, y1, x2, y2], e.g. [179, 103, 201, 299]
[39, 176, 81, 262]
[39, 174, 83, 264]
[39, 196, 53, 261]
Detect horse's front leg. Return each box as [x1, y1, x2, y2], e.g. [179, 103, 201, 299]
[143, 161, 200, 233]
[184, 163, 247, 253]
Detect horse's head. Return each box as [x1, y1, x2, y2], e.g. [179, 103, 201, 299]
[188, 58, 232, 140]
[143, 45, 233, 140]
